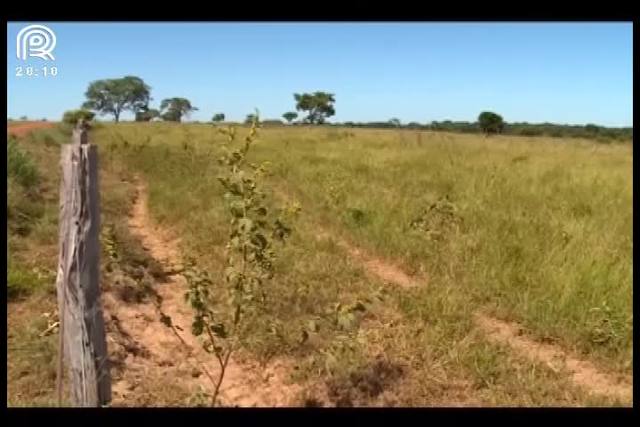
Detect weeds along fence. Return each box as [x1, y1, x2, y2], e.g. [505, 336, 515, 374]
[55, 121, 111, 407]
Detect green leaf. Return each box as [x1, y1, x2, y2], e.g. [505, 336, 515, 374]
[192, 317, 204, 336]
[160, 313, 173, 328]
[211, 323, 228, 339]
[252, 233, 268, 250]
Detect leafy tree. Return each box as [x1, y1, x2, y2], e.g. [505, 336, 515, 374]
[585, 124, 601, 134]
[389, 118, 401, 127]
[82, 76, 151, 123]
[62, 109, 96, 125]
[293, 91, 336, 124]
[160, 98, 198, 122]
[212, 113, 225, 123]
[135, 108, 160, 122]
[478, 111, 504, 135]
[245, 113, 257, 125]
[282, 111, 298, 124]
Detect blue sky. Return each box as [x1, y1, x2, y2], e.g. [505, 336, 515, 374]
[6, 22, 633, 126]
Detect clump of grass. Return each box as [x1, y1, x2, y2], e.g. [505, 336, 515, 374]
[7, 137, 39, 188]
[7, 261, 51, 300]
[7, 294, 60, 406]
[7, 127, 69, 405]
[7, 176, 45, 237]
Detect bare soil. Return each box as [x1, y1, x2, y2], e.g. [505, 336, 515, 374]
[103, 179, 302, 406]
[473, 312, 633, 404]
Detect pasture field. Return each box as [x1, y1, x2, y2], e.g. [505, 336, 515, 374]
[7, 122, 632, 406]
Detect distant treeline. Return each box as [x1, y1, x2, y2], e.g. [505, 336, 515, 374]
[330, 120, 632, 142]
[243, 119, 632, 142]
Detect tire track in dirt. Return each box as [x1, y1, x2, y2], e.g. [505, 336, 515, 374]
[273, 188, 632, 405]
[276, 187, 422, 292]
[106, 179, 302, 407]
[271, 189, 481, 407]
[473, 313, 633, 404]
[275, 185, 424, 289]
[315, 229, 422, 288]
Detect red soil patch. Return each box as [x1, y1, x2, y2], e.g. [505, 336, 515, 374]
[7, 121, 55, 138]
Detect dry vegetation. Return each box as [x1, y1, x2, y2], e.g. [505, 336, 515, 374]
[7, 122, 632, 406]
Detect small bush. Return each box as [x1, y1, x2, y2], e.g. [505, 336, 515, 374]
[7, 137, 39, 188]
[7, 262, 49, 300]
[7, 177, 45, 236]
[345, 207, 371, 227]
[517, 128, 543, 137]
[262, 119, 284, 127]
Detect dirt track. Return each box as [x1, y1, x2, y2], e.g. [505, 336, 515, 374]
[92, 171, 633, 407]
[104, 179, 301, 407]
[473, 313, 632, 404]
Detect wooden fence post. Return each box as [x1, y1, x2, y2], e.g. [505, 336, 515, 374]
[55, 120, 111, 407]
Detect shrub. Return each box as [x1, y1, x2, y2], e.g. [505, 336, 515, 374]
[7, 137, 39, 188]
[262, 119, 284, 127]
[7, 261, 48, 300]
[478, 112, 504, 135]
[62, 109, 95, 125]
[135, 108, 160, 122]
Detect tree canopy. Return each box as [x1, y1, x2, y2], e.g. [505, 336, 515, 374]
[282, 112, 298, 124]
[62, 109, 95, 125]
[160, 98, 198, 122]
[135, 107, 160, 122]
[478, 111, 505, 135]
[389, 118, 401, 127]
[82, 76, 151, 122]
[245, 113, 257, 124]
[294, 92, 336, 124]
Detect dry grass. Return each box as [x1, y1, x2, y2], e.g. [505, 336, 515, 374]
[7, 123, 632, 407]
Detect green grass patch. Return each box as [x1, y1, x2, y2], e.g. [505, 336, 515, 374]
[85, 123, 633, 405]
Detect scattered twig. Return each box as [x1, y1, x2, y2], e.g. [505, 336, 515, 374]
[40, 321, 60, 337]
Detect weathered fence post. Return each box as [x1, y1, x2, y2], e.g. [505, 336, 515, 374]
[55, 119, 111, 407]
